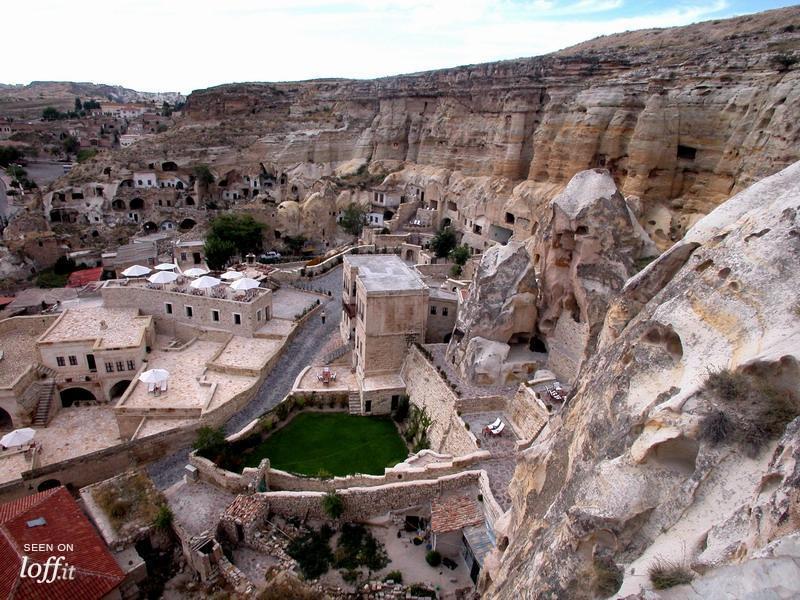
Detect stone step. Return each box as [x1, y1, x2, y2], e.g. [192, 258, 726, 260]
[348, 392, 361, 415]
[33, 380, 56, 427]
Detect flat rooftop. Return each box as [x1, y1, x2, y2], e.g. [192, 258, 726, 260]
[346, 255, 426, 293]
[38, 307, 150, 349]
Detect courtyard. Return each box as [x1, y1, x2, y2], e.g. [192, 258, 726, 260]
[234, 412, 409, 477]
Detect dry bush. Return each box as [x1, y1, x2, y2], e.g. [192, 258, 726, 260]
[648, 556, 693, 590]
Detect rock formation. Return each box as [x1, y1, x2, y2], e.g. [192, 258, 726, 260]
[529, 169, 656, 382]
[483, 160, 800, 598]
[447, 241, 538, 384]
[47, 8, 799, 256]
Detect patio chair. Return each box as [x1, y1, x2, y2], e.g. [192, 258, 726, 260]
[489, 422, 505, 436]
[331, 372, 337, 381]
[147, 382, 156, 394]
[160, 380, 168, 393]
[486, 417, 502, 431]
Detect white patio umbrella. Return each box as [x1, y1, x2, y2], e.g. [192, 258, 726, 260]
[220, 271, 243, 281]
[190, 275, 221, 290]
[138, 368, 170, 384]
[121, 264, 151, 277]
[230, 277, 260, 291]
[0, 428, 35, 448]
[155, 263, 178, 271]
[183, 267, 208, 278]
[147, 271, 179, 284]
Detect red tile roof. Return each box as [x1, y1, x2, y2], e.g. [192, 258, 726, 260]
[0, 297, 14, 307]
[0, 487, 125, 600]
[66, 267, 104, 288]
[430, 495, 484, 534]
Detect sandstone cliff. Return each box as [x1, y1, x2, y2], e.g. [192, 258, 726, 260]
[93, 6, 800, 248]
[483, 160, 800, 598]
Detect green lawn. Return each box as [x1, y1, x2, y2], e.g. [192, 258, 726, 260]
[241, 412, 409, 476]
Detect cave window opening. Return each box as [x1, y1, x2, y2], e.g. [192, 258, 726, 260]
[677, 145, 697, 160]
[529, 336, 547, 353]
[505, 212, 515, 224]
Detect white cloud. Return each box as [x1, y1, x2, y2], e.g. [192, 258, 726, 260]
[0, 0, 759, 93]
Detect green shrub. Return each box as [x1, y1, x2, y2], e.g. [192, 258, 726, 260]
[648, 557, 693, 589]
[425, 550, 441, 567]
[408, 585, 437, 598]
[322, 490, 344, 519]
[276, 402, 290, 421]
[193, 426, 227, 460]
[153, 505, 173, 530]
[286, 526, 334, 580]
[384, 570, 403, 583]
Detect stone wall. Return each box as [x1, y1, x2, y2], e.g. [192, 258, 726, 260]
[545, 311, 589, 384]
[0, 422, 201, 503]
[401, 345, 479, 456]
[264, 470, 483, 521]
[505, 385, 549, 443]
[101, 282, 272, 337]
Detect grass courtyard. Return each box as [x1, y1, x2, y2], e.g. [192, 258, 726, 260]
[241, 412, 409, 477]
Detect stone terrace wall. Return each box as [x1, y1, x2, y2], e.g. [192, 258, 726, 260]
[455, 395, 508, 414]
[265, 470, 482, 521]
[401, 345, 479, 456]
[506, 385, 549, 442]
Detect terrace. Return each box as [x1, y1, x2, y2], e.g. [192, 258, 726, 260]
[103, 277, 269, 304]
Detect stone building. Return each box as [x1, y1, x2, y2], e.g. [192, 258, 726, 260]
[341, 255, 428, 414]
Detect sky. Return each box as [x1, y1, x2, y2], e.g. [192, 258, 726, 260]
[3, 0, 797, 94]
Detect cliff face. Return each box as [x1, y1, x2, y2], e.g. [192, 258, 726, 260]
[163, 7, 800, 244]
[483, 161, 800, 598]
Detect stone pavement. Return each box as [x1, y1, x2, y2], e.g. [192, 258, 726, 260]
[148, 267, 344, 489]
[462, 411, 517, 511]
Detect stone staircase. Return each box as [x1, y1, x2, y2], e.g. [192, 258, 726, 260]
[36, 364, 57, 379]
[348, 391, 361, 415]
[33, 380, 56, 427]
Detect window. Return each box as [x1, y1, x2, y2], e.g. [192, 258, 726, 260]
[56, 356, 66, 367]
[365, 400, 372, 413]
[257, 310, 262, 322]
[127, 360, 135, 370]
[185, 306, 193, 318]
[68, 355, 78, 366]
[233, 313, 242, 325]
[115, 361, 124, 371]
[430, 305, 437, 315]
[442, 307, 449, 316]
[137, 180, 142, 185]
[105, 362, 114, 373]
[165, 302, 173, 314]
[211, 309, 220, 322]
[180, 252, 187, 262]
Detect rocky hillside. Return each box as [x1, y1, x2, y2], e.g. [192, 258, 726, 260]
[482, 160, 800, 598]
[0, 81, 184, 118]
[112, 6, 797, 243]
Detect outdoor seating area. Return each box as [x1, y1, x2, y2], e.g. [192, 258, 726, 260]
[113, 265, 267, 303]
[316, 366, 338, 384]
[483, 418, 505, 436]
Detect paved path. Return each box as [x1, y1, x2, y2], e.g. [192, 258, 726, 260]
[148, 267, 344, 489]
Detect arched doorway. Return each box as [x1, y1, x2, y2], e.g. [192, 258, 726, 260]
[161, 161, 178, 171]
[443, 332, 452, 344]
[442, 217, 452, 228]
[109, 380, 132, 401]
[404, 249, 414, 262]
[0, 407, 12, 430]
[142, 221, 158, 234]
[59, 387, 96, 408]
[111, 198, 126, 210]
[179, 218, 196, 231]
[185, 196, 195, 206]
[37, 479, 61, 492]
[129, 197, 144, 210]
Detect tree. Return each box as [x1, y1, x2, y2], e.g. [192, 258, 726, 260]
[42, 106, 62, 121]
[77, 148, 98, 163]
[193, 164, 215, 186]
[192, 426, 227, 459]
[62, 135, 80, 155]
[83, 99, 101, 110]
[208, 213, 266, 256]
[322, 490, 344, 520]
[339, 203, 367, 236]
[431, 226, 457, 258]
[283, 235, 307, 255]
[74, 97, 82, 112]
[0, 146, 23, 167]
[448, 244, 471, 277]
[204, 236, 236, 270]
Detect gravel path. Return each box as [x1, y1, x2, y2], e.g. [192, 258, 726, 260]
[148, 267, 344, 489]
